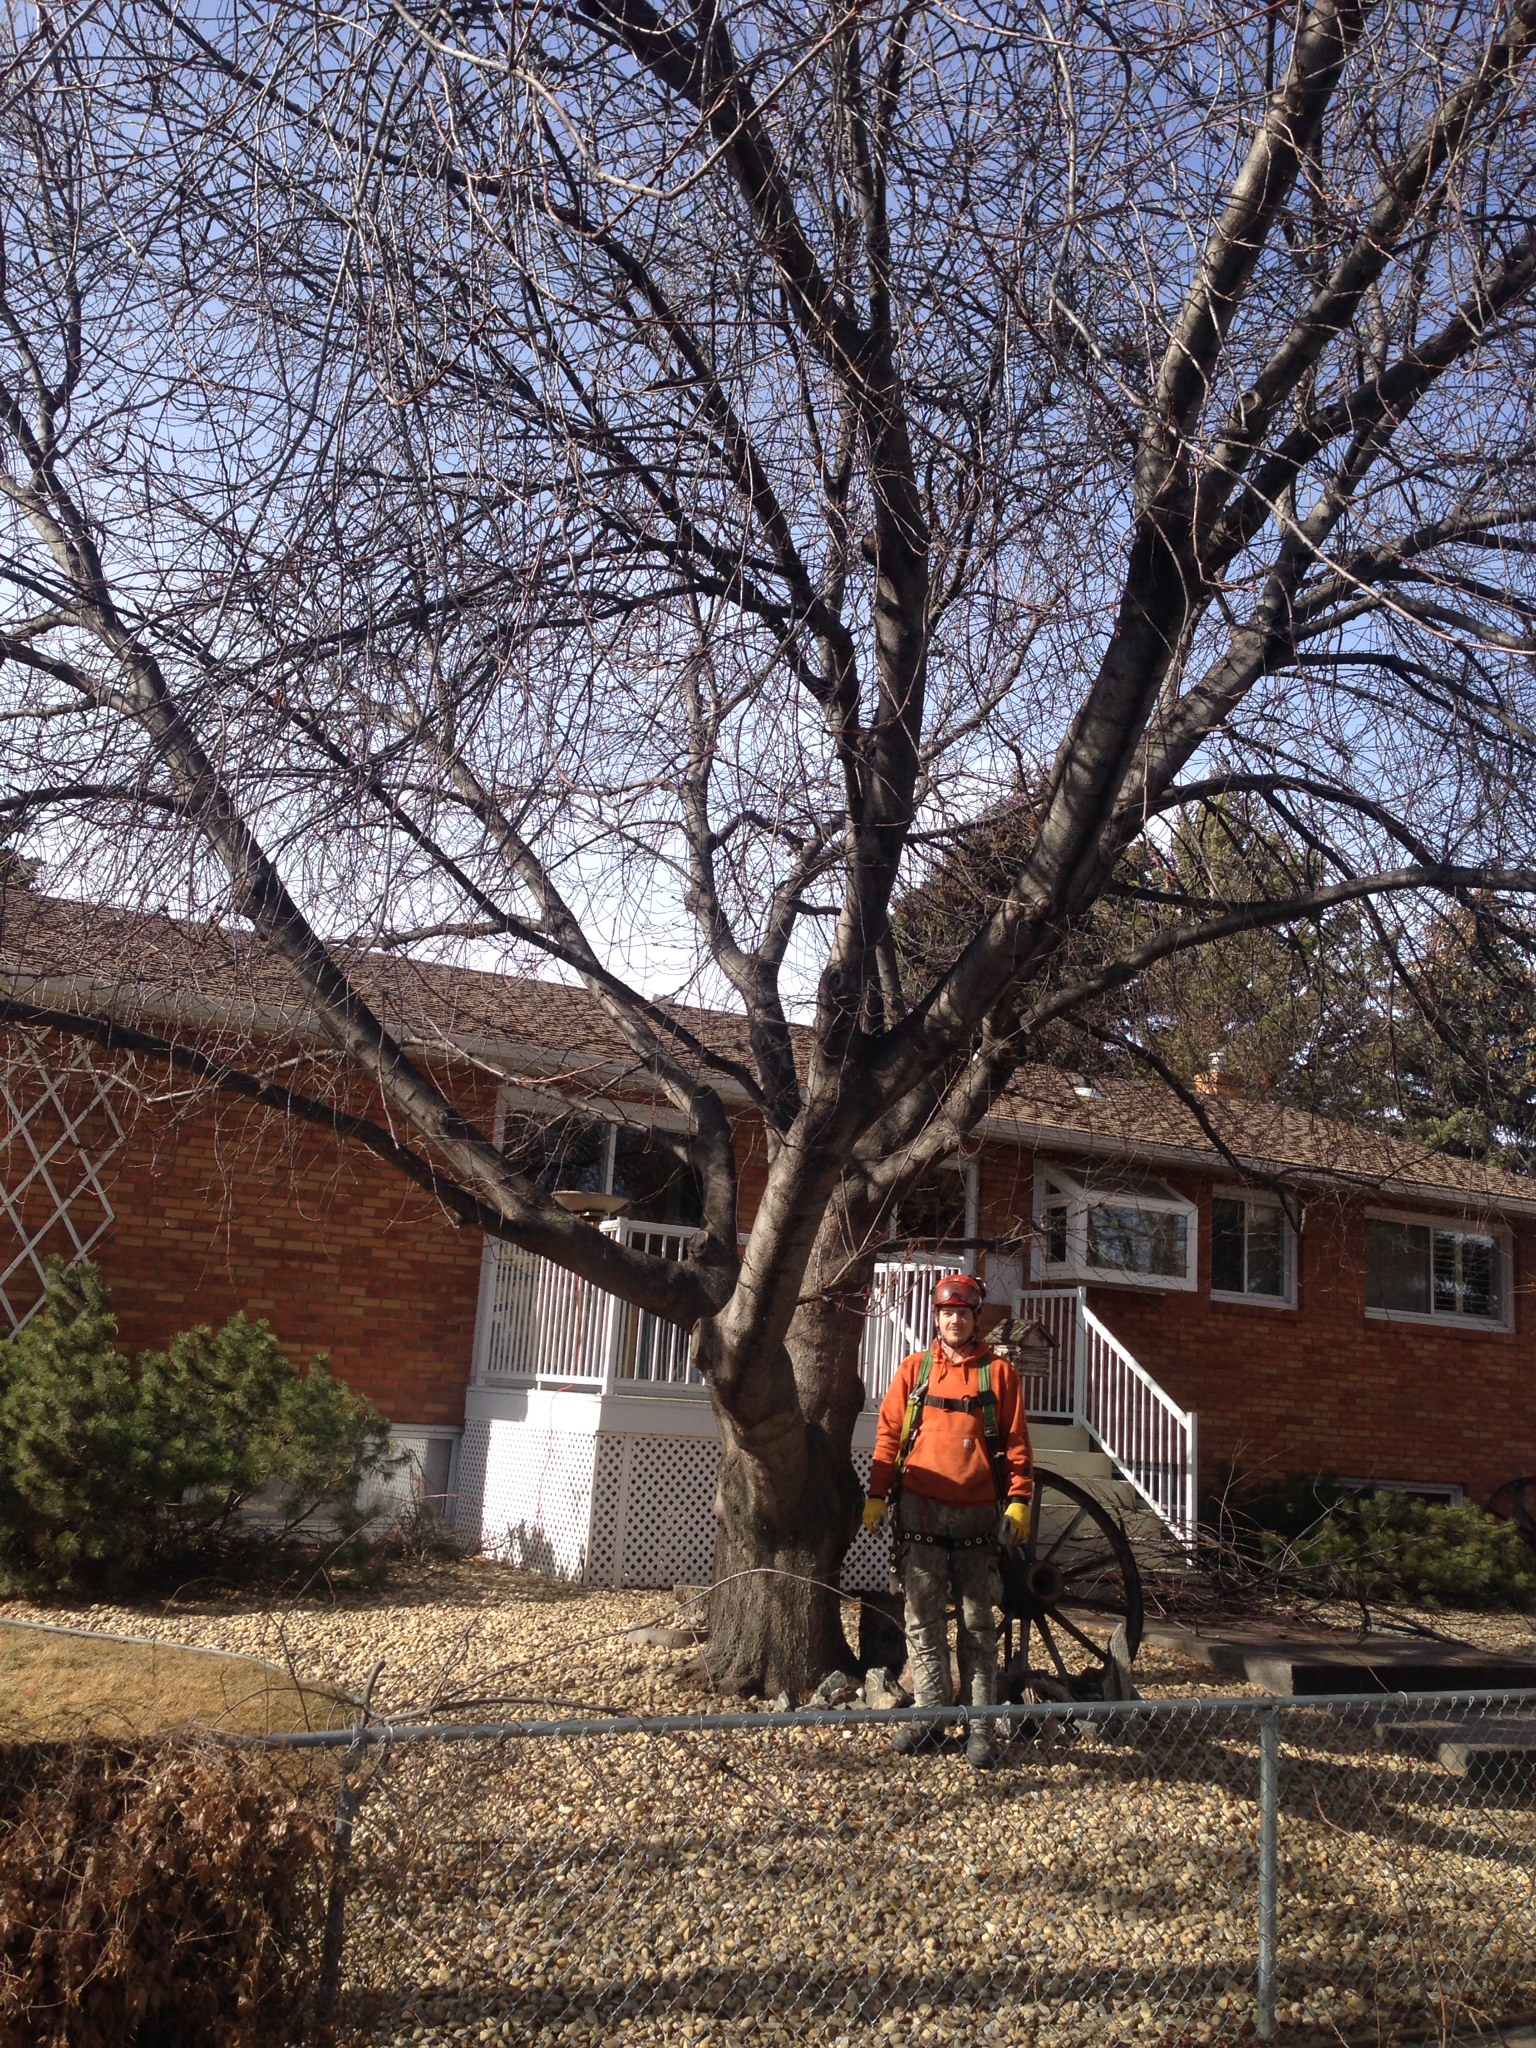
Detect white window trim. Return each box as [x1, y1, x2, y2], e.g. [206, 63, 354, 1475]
[1209, 1185, 1297, 1310]
[1032, 1162, 1198, 1292]
[1337, 1475, 1466, 1507]
[1363, 1205, 1513, 1333]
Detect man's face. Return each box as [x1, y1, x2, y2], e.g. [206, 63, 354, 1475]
[937, 1303, 977, 1350]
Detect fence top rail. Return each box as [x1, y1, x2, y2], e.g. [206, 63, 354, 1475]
[244, 1684, 1536, 1749]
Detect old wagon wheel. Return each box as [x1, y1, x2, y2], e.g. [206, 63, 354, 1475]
[997, 1467, 1144, 1704]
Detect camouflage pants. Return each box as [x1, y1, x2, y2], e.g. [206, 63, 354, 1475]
[896, 1494, 1002, 1711]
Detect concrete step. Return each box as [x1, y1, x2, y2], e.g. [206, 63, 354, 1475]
[1144, 1621, 1536, 1697]
[1036, 1448, 1120, 1486]
[1375, 1713, 1536, 1787]
[1028, 1420, 1095, 1454]
[1033, 1457, 1194, 1573]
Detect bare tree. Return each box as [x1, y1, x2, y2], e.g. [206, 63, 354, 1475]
[3, 0, 1536, 1688]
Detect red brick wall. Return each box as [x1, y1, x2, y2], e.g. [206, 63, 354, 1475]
[982, 1149, 1536, 1510]
[6, 1036, 491, 1428]
[12, 1021, 1534, 1495]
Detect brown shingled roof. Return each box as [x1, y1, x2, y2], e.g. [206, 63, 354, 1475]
[5, 887, 1533, 1212]
[991, 1068, 1536, 1212]
[0, 887, 755, 1077]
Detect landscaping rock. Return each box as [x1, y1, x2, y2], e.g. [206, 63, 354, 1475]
[9, 1562, 1536, 2048]
[812, 1669, 859, 1705]
[624, 1626, 703, 1650]
[862, 1666, 911, 1710]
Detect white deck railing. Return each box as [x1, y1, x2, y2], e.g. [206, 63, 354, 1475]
[1009, 1286, 1082, 1419]
[857, 1252, 960, 1411]
[473, 1219, 703, 1390]
[473, 1233, 1198, 1550]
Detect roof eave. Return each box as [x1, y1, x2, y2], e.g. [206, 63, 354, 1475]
[977, 1111, 1536, 1219]
[10, 966, 1534, 1216]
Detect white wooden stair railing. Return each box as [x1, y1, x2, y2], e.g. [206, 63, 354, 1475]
[1075, 1300, 1199, 1554]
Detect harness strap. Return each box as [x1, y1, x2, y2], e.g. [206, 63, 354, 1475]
[977, 1360, 1009, 1501]
[889, 1347, 935, 1502]
[890, 1346, 1010, 1505]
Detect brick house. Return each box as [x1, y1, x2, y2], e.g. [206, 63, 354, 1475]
[3, 889, 1533, 1586]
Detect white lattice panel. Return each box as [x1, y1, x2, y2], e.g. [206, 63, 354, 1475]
[476, 1418, 599, 1577]
[841, 1451, 886, 1593]
[452, 1420, 492, 1547]
[457, 1399, 891, 1591]
[0, 1040, 127, 1331]
[614, 1435, 720, 1589]
[586, 1436, 628, 1585]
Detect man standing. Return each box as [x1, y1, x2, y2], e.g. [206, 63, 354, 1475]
[863, 1272, 1033, 1769]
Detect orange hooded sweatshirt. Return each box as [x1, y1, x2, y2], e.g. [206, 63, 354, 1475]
[868, 1342, 1033, 1507]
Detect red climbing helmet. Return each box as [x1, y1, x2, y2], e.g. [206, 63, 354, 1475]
[932, 1272, 983, 1312]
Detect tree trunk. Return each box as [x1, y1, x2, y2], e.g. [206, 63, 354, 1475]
[702, 1260, 874, 1697]
[706, 1423, 860, 1696]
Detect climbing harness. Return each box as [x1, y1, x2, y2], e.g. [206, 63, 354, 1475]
[888, 1345, 1012, 1564]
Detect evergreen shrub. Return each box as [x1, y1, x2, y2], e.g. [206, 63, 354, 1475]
[1229, 1471, 1536, 1610]
[0, 1261, 400, 1594]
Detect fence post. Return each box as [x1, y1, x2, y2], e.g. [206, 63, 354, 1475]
[1257, 1704, 1279, 2040]
[313, 1756, 359, 2046]
[314, 1659, 384, 2047]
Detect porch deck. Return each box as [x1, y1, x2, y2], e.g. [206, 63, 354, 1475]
[456, 1222, 1196, 1589]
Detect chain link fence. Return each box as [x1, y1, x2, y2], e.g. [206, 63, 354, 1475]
[272, 1690, 1536, 2047]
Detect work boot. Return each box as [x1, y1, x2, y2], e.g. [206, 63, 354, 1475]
[965, 1721, 999, 1771]
[891, 1717, 946, 1756]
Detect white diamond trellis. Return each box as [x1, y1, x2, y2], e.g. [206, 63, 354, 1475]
[0, 1040, 128, 1331]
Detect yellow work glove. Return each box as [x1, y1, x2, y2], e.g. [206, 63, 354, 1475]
[1000, 1500, 1030, 1547]
[862, 1495, 889, 1536]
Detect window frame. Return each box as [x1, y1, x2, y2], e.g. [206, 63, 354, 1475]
[1032, 1161, 1198, 1292]
[1209, 1186, 1297, 1309]
[1362, 1205, 1513, 1333]
[1336, 1476, 1466, 1507]
[492, 1088, 702, 1223]
[883, 1155, 980, 1253]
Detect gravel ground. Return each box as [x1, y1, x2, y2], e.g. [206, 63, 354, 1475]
[0, 1560, 1268, 1718]
[5, 1561, 1536, 2046]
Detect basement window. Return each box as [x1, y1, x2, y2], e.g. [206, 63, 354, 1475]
[1211, 1192, 1295, 1306]
[1337, 1477, 1466, 1507]
[1364, 1211, 1509, 1329]
[1035, 1163, 1197, 1290]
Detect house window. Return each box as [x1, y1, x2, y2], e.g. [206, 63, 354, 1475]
[1364, 1212, 1508, 1328]
[502, 1108, 702, 1225]
[1211, 1193, 1294, 1305]
[1035, 1164, 1197, 1290]
[1338, 1477, 1466, 1507]
[887, 1158, 976, 1250]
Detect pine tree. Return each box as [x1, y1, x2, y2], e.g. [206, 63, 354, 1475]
[0, 1262, 401, 1592]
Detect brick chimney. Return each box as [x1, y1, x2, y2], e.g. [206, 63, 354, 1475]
[1193, 1051, 1241, 1100]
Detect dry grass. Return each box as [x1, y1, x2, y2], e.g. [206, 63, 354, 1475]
[0, 1735, 329, 2048]
[0, 1620, 351, 1741]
